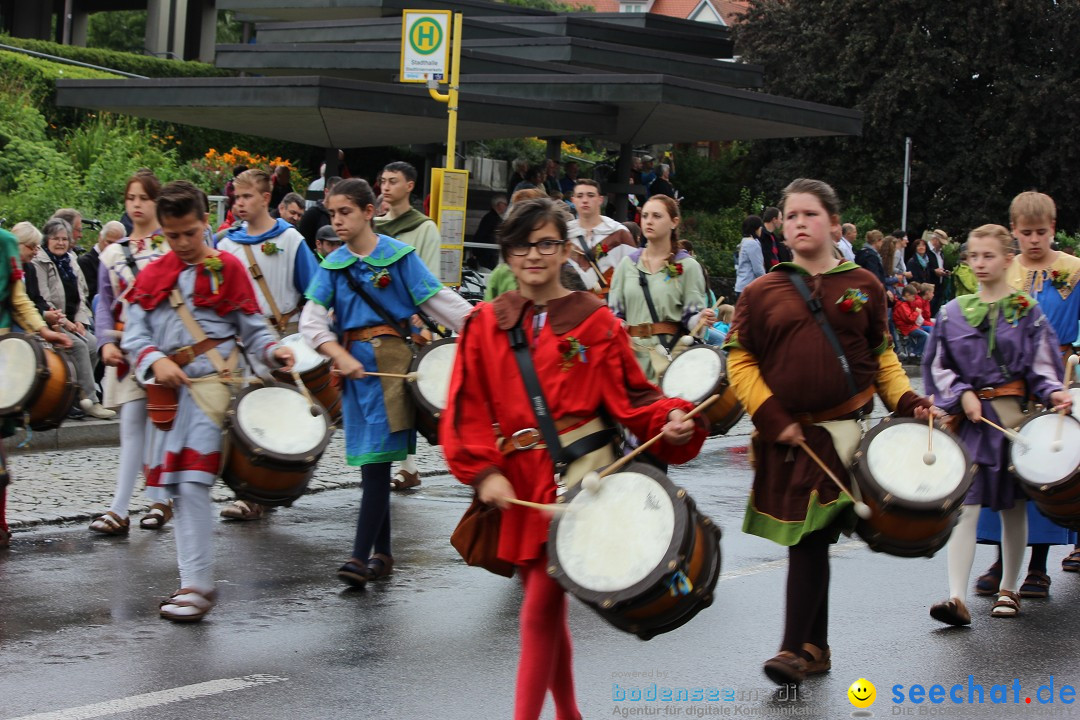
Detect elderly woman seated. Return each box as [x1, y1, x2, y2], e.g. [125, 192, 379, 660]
[16, 219, 114, 419]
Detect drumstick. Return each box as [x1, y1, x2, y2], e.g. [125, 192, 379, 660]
[584, 395, 719, 492]
[290, 369, 321, 417]
[924, 394, 936, 465]
[1054, 355, 1079, 451]
[795, 439, 873, 520]
[361, 371, 418, 381]
[503, 497, 570, 513]
[979, 416, 1030, 446]
[684, 297, 726, 345]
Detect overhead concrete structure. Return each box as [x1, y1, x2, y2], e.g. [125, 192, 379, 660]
[54, 0, 863, 218]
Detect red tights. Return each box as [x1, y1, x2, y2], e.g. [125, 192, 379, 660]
[515, 554, 582, 720]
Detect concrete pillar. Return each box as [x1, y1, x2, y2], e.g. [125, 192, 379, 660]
[11, 2, 53, 40]
[546, 138, 562, 162]
[171, 0, 189, 60]
[323, 148, 340, 182]
[189, 0, 217, 62]
[70, 8, 89, 47]
[146, 0, 170, 58]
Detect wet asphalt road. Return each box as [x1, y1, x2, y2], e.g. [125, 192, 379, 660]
[3, 433, 1080, 720]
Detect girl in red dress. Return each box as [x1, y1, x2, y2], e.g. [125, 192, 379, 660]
[441, 198, 707, 720]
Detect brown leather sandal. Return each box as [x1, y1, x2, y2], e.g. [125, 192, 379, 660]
[220, 499, 265, 521]
[801, 643, 831, 675]
[991, 590, 1020, 618]
[89, 511, 130, 536]
[139, 502, 173, 530]
[159, 588, 217, 623]
[929, 597, 971, 626]
[763, 651, 806, 686]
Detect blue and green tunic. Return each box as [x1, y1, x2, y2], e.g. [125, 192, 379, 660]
[304, 236, 444, 466]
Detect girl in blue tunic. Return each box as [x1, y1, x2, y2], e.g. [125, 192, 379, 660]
[300, 179, 471, 587]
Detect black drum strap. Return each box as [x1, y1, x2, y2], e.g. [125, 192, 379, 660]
[637, 269, 680, 352]
[507, 322, 615, 476]
[787, 271, 860, 401]
[336, 266, 412, 342]
[120, 240, 140, 278]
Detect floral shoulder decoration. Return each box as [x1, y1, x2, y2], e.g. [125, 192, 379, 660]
[372, 268, 392, 289]
[1048, 268, 1073, 293]
[9, 256, 23, 282]
[558, 335, 588, 371]
[149, 234, 166, 251]
[202, 255, 224, 293]
[836, 288, 869, 313]
[663, 261, 684, 280]
[1006, 292, 1033, 323]
[595, 241, 612, 260]
[262, 241, 280, 256]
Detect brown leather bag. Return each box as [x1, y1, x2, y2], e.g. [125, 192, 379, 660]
[450, 495, 514, 578]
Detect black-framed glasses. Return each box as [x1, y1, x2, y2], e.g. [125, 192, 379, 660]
[506, 240, 566, 257]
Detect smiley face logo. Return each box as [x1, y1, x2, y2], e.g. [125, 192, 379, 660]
[848, 678, 876, 709]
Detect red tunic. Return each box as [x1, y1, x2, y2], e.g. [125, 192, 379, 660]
[441, 291, 707, 565]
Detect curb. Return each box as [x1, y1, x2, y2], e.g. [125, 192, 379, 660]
[3, 418, 121, 453]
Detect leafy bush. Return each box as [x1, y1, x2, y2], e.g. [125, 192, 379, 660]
[1056, 230, 1080, 254]
[672, 146, 750, 213]
[0, 35, 231, 79]
[680, 187, 768, 279]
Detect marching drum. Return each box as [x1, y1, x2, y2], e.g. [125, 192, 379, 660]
[659, 345, 744, 436]
[1011, 412, 1080, 530]
[0, 334, 77, 431]
[220, 383, 332, 506]
[408, 338, 457, 446]
[272, 333, 342, 424]
[851, 417, 975, 558]
[547, 462, 722, 641]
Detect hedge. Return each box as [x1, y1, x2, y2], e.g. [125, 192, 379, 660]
[0, 35, 232, 79]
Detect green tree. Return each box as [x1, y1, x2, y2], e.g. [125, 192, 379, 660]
[733, 0, 1080, 235]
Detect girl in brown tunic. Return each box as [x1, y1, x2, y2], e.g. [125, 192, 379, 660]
[723, 178, 934, 686]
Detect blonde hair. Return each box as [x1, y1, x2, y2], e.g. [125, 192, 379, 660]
[11, 221, 42, 248]
[233, 168, 272, 195]
[865, 229, 883, 246]
[968, 223, 1015, 255]
[1009, 191, 1056, 225]
[717, 304, 735, 323]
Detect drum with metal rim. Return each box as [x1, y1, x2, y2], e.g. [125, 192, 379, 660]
[547, 462, 722, 641]
[220, 383, 332, 506]
[0, 334, 78, 431]
[408, 338, 457, 446]
[1011, 411, 1080, 530]
[851, 416, 975, 558]
[659, 345, 744, 436]
[272, 333, 342, 424]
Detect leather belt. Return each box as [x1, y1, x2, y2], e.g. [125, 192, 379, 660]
[496, 415, 592, 456]
[168, 337, 229, 367]
[795, 384, 876, 424]
[627, 321, 680, 338]
[976, 379, 1026, 400]
[344, 325, 403, 344]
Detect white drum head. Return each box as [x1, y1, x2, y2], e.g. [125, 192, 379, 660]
[279, 334, 326, 374]
[1070, 387, 1080, 423]
[415, 342, 457, 411]
[1013, 413, 1080, 487]
[866, 423, 967, 502]
[0, 337, 37, 410]
[661, 347, 722, 404]
[555, 471, 675, 593]
[236, 387, 327, 455]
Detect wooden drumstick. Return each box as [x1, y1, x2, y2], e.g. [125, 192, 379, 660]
[924, 394, 936, 465]
[361, 371, 418, 381]
[290, 369, 321, 417]
[979, 416, 1030, 446]
[504, 497, 570, 513]
[795, 439, 872, 520]
[1054, 355, 1079, 452]
[587, 395, 719, 489]
[684, 297, 726, 344]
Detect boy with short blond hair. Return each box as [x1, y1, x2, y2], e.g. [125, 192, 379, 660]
[975, 190, 1080, 589]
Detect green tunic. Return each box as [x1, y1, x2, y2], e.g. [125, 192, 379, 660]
[607, 250, 707, 379]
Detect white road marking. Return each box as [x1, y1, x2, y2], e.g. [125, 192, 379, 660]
[718, 541, 863, 582]
[6, 674, 288, 720]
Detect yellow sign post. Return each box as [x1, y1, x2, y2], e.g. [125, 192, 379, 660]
[402, 11, 468, 284]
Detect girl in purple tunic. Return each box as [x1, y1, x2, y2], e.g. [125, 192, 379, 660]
[923, 224, 1071, 625]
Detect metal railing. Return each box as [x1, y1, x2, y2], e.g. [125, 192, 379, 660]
[0, 43, 147, 79]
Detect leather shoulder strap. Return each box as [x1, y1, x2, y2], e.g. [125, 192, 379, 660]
[241, 244, 285, 331]
[168, 289, 235, 375]
[787, 271, 860, 400]
[119, 240, 140, 278]
[335, 265, 412, 340]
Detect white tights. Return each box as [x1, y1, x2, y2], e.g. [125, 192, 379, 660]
[948, 501, 1028, 600]
[107, 400, 167, 517]
[170, 482, 215, 595]
[400, 454, 418, 475]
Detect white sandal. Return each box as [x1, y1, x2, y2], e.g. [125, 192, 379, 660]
[160, 588, 217, 623]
